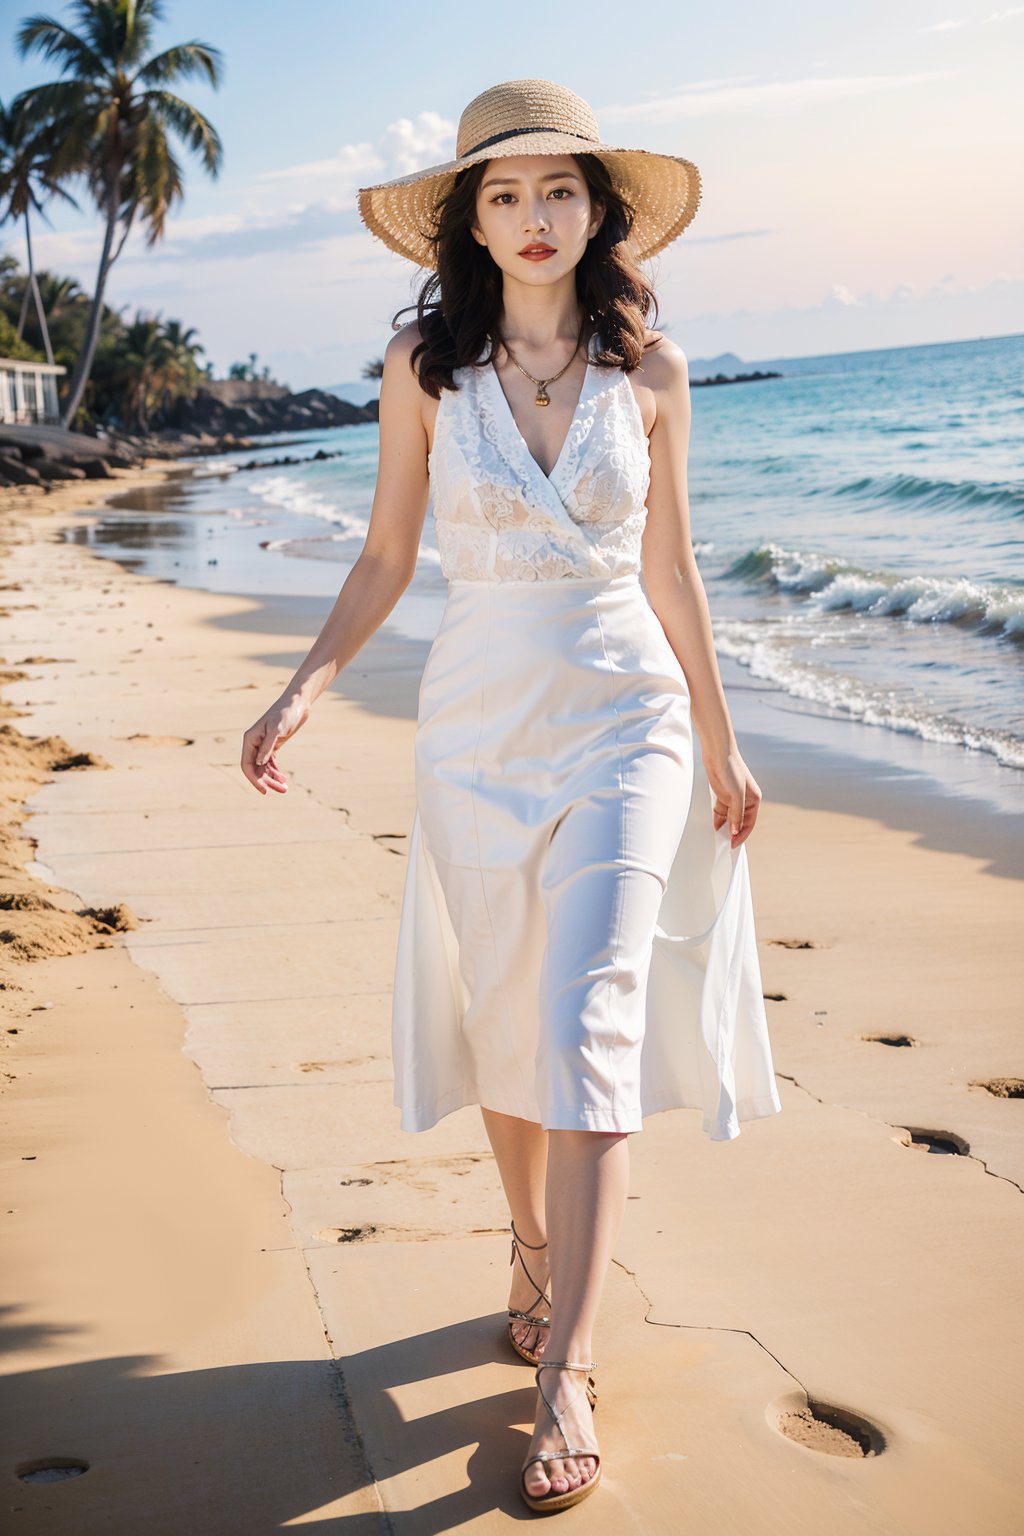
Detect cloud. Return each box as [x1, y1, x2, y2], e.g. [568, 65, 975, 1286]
[161, 202, 363, 260]
[923, 5, 1023, 27]
[669, 227, 778, 247]
[21, 107, 459, 273]
[252, 110, 456, 200]
[100, 109, 461, 266]
[599, 72, 952, 122]
[376, 110, 456, 176]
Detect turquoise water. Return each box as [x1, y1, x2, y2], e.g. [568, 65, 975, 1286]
[79, 332, 1023, 775]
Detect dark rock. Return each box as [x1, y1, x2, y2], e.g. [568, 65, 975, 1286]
[0, 455, 42, 485]
[70, 457, 115, 480]
[34, 460, 86, 482]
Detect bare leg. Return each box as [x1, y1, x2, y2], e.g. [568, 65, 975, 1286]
[522, 1128, 629, 1499]
[480, 1107, 551, 1358]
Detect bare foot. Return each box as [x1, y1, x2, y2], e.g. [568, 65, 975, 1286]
[522, 1366, 598, 1500]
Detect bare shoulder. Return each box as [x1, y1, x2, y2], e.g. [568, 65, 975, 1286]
[383, 318, 427, 382]
[639, 329, 689, 390]
[381, 319, 439, 455]
[627, 329, 688, 436]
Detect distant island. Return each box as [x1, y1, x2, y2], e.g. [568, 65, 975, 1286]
[687, 351, 781, 386]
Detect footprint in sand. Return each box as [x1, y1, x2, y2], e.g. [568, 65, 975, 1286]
[768, 1392, 886, 1458]
[117, 732, 194, 747]
[894, 1126, 970, 1155]
[314, 1225, 378, 1244]
[765, 937, 829, 949]
[16, 1457, 89, 1484]
[861, 1032, 918, 1047]
[970, 1077, 1024, 1099]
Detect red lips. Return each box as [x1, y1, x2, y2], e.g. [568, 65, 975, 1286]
[519, 243, 556, 255]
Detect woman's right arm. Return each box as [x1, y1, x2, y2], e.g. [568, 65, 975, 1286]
[240, 324, 429, 794]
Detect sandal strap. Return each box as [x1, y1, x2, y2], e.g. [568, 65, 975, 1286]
[533, 1360, 597, 1453]
[508, 1308, 551, 1326]
[522, 1448, 600, 1468]
[510, 1219, 547, 1250]
[509, 1224, 552, 1314]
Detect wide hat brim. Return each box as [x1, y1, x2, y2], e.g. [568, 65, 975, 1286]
[357, 130, 702, 268]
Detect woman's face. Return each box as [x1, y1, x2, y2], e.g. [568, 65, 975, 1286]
[470, 154, 604, 283]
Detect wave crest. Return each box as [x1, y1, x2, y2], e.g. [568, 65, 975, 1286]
[726, 542, 1024, 643]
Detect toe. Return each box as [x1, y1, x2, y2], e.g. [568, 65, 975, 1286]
[526, 1461, 552, 1496]
[546, 1457, 569, 1492]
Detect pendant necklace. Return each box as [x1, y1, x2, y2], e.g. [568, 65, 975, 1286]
[496, 318, 589, 407]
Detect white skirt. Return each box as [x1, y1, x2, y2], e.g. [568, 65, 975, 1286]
[390, 571, 782, 1140]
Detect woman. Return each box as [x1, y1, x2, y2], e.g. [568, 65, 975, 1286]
[241, 78, 782, 1515]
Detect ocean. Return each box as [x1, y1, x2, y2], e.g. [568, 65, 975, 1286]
[72, 331, 1023, 820]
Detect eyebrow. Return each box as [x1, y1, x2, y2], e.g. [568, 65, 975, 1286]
[481, 170, 582, 189]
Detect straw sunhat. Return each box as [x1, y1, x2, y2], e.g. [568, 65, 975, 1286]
[357, 78, 702, 268]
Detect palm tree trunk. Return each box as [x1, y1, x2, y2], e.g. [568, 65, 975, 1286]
[21, 205, 55, 367]
[59, 182, 119, 429]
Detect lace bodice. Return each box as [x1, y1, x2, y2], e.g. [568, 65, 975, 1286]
[426, 332, 651, 582]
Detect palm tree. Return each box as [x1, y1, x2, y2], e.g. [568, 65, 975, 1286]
[362, 358, 384, 380]
[158, 314, 204, 407]
[109, 309, 171, 431]
[2, 266, 88, 361]
[31, 268, 87, 344]
[12, 0, 223, 428]
[0, 95, 80, 366]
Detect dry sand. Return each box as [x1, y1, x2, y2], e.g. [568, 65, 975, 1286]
[1, 468, 1022, 1534]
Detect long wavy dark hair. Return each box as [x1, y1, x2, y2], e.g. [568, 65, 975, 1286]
[391, 154, 661, 398]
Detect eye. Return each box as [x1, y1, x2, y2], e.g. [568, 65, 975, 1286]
[549, 187, 573, 198]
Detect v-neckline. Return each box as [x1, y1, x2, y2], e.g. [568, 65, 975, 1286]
[486, 333, 598, 486]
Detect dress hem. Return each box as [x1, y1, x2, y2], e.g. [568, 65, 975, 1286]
[394, 1080, 784, 1138]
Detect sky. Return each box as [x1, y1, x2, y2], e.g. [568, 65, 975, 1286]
[1, 0, 1022, 390]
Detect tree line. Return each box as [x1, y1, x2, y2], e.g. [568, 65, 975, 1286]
[0, 0, 223, 430]
[2, 0, 389, 436]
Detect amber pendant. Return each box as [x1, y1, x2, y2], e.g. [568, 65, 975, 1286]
[534, 386, 550, 407]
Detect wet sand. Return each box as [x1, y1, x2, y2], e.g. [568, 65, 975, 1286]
[1, 469, 1022, 1532]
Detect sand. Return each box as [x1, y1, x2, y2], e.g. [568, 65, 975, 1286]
[1, 467, 1022, 1534]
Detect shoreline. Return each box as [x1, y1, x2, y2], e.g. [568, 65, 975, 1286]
[2, 468, 1023, 1528]
[45, 459, 1024, 875]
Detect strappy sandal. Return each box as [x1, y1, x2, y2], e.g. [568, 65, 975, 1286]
[507, 1220, 552, 1366]
[520, 1358, 601, 1514]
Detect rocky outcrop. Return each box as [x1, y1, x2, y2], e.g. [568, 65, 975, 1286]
[0, 428, 135, 489]
[164, 385, 378, 440]
[0, 382, 380, 489]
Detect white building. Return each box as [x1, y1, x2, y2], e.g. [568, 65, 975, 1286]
[0, 357, 66, 425]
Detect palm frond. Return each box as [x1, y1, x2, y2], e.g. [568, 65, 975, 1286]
[140, 89, 222, 175]
[133, 41, 224, 90]
[15, 17, 108, 79]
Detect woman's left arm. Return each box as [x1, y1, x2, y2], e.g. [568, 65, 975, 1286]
[639, 338, 763, 847]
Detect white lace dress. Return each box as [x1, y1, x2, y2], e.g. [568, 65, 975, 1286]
[390, 333, 782, 1140]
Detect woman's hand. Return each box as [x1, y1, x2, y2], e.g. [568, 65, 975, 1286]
[240, 695, 309, 796]
[703, 747, 763, 848]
